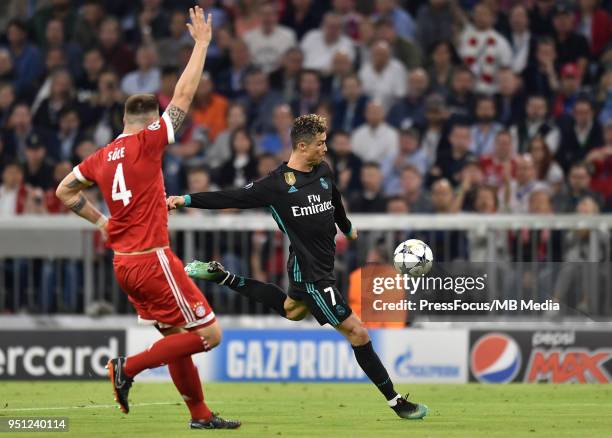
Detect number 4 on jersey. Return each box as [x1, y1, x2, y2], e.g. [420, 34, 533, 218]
[112, 163, 132, 206]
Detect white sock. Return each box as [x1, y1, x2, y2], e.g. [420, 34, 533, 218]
[387, 394, 401, 407]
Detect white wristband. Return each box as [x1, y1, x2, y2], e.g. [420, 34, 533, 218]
[95, 215, 108, 229]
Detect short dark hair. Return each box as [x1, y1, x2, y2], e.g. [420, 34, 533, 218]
[124, 94, 159, 122]
[291, 114, 326, 149]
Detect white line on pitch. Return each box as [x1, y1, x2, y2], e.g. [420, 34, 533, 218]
[0, 401, 225, 412]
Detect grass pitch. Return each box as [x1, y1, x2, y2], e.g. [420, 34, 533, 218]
[0, 382, 611, 437]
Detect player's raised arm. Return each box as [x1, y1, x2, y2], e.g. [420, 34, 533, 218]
[165, 6, 212, 132]
[56, 172, 109, 237]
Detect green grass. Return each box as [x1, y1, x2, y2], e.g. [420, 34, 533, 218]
[0, 382, 611, 437]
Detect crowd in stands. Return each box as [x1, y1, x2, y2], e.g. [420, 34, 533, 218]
[1, 0, 612, 221]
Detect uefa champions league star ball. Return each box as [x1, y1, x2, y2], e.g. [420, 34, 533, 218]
[393, 239, 434, 277]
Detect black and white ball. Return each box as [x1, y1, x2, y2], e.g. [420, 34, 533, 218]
[393, 239, 433, 277]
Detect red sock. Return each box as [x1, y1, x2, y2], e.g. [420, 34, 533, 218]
[124, 332, 207, 377]
[168, 356, 213, 420]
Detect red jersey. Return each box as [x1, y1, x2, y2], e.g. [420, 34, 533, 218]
[73, 113, 175, 252]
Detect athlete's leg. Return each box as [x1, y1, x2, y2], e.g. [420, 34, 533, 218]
[335, 313, 398, 401]
[159, 325, 213, 421]
[186, 261, 290, 318]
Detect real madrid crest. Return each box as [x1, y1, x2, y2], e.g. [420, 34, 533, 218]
[284, 172, 296, 186]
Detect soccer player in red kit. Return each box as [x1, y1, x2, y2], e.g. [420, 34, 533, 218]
[55, 7, 240, 430]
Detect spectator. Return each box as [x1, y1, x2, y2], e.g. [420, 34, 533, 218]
[399, 165, 432, 212]
[192, 72, 228, 143]
[44, 160, 71, 214]
[208, 103, 247, 169]
[577, 0, 612, 58]
[522, 37, 559, 97]
[0, 82, 15, 130]
[427, 40, 457, 96]
[501, 153, 547, 213]
[508, 4, 535, 74]
[430, 177, 458, 214]
[433, 123, 475, 186]
[3, 19, 44, 98]
[155, 10, 191, 67]
[44, 18, 81, 78]
[387, 68, 430, 129]
[349, 162, 387, 212]
[31, 0, 77, 45]
[0, 48, 15, 85]
[55, 107, 84, 163]
[552, 2, 589, 79]
[529, 0, 556, 37]
[281, 0, 323, 41]
[73, 0, 106, 50]
[446, 66, 476, 123]
[553, 162, 603, 212]
[351, 100, 399, 164]
[459, 2, 512, 94]
[238, 67, 283, 135]
[552, 63, 582, 118]
[73, 140, 97, 166]
[216, 39, 252, 98]
[480, 130, 517, 187]
[386, 196, 409, 213]
[290, 69, 323, 117]
[375, 17, 421, 70]
[301, 12, 355, 73]
[3, 103, 53, 163]
[359, 40, 407, 112]
[0, 162, 26, 216]
[585, 121, 612, 200]
[511, 94, 561, 154]
[88, 69, 124, 146]
[156, 66, 179, 111]
[332, 74, 368, 132]
[120, 45, 161, 95]
[495, 67, 525, 127]
[33, 69, 78, 134]
[217, 128, 259, 189]
[325, 51, 354, 100]
[183, 167, 214, 217]
[453, 158, 485, 211]
[420, 93, 449, 168]
[470, 95, 503, 156]
[382, 128, 429, 195]
[331, 0, 362, 41]
[415, 0, 464, 52]
[269, 47, 304, 102]
[373, 0, 416, 40]
[528, 136, 564, 194]
[76, 48, 105, 99]
[244, 1, 297, 73]
[133, 0, 170, 42]
[96, 17, 136, 76]
[23, 134, 55, 191]
[258, 104, 293, 159]
[557, 97, 603, 171]
[329, 130, 363, 195]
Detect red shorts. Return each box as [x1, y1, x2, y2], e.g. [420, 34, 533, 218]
[113, 248, 216, 329]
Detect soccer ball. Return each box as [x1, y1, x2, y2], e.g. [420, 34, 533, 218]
[393, 239, 433, 277]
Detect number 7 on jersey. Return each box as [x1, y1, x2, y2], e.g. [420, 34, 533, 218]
[112, 163, 132, 206]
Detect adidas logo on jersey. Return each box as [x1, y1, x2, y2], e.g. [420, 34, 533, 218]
[288, 186, 298, 193]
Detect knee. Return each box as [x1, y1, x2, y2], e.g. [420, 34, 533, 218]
[347, 324, 369, 346]
[193, 324, 222, 350]
[286, 307, 308, 321]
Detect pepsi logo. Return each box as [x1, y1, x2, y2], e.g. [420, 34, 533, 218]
[471, 333, 521, 383]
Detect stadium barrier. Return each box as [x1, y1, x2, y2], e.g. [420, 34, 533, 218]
[2, 324, 611, 383]
[1, 214, 611, 317]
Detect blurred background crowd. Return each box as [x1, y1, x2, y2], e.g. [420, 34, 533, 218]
[0, 0, 611, 220]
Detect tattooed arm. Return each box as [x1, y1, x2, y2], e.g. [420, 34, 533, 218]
[167, 6, 211, 131]
[56, 173, 108, 236]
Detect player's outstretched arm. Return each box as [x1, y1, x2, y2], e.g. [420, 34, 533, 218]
[167, 180, 273, 211]
[56, 172, 108, 238]
[166, 6, 212, 133]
